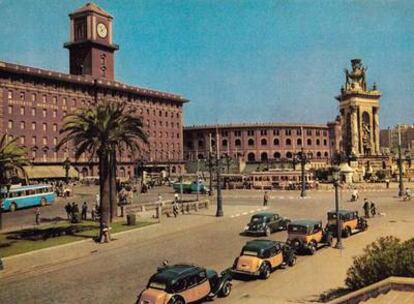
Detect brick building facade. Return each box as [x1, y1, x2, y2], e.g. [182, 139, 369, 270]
[184, 123, 339, 163]
[0, 3, 187, 179]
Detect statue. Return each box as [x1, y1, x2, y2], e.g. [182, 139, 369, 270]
[344, 59, 368, 91]
[362, 121, 371, 154]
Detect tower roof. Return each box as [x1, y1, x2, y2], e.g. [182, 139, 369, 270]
[70, 2, 112, 18]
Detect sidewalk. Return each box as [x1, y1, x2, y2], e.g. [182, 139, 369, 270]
[1, 204, 258, 280]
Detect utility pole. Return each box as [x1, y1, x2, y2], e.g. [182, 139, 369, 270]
[398, 124, 404, 197]
[300, 147, 307, 198]
[216, 129, 223, 217]
[333, 166, 343, 249]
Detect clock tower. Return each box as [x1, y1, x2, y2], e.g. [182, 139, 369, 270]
[64, 3, 119, 80]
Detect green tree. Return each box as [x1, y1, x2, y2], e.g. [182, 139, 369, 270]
[0, 134, 30, 186]
[57, 101, 147, 241]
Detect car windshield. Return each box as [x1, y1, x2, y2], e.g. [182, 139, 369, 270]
[250, 216, 265, 223]
[148, 281, 167, 290]
[242, 250, 259, 257]
[328, 213, 338, 220]
[288, 225, 307, 234]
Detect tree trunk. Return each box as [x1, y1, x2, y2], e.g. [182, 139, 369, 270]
[109, 150, 118, 222]
[99, 151, 111, 242]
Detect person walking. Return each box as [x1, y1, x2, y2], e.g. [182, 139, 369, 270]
[172, 199, 179, 218]
[64, 202, 71, 220]
[363, 198, 370, 218]
[35, 207, 41, 225]
[263, 191, 269, 206]
[81, 202, 88, 220]
[370, 202, 377, 217]
[91, 205, 96, 221]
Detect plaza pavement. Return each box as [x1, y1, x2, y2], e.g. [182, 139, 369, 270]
[1, 188, 414, 303]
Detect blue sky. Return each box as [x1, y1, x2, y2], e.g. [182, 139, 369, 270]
[0, 0, 413, 128]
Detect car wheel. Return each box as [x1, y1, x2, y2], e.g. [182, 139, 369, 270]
[309, 242, 317, 255]
[219, 280, 232, 297]
[265, 227, 271, 237]
[9, 202, 17, 212]
[260, 263, 271, 280]
[343, 227, 350, 238]
[288, 256, 296, 267]
[40, 198, 47, 207]
[168, 295, 185, 304]
[326, 234, 333, 247]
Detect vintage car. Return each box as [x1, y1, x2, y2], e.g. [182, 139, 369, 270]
[326, 210, 368, 237]
[286, 220, 333, 254]
[243, 212, 290, 236]
[136, 263, 232, 304]
[231, 239, 296, 279]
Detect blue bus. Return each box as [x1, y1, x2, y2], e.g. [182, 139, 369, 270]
[0, 184, 56, 212]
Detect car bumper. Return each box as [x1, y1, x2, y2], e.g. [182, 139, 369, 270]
[230, 268, 261, 277]
[243, 230, 265, 235]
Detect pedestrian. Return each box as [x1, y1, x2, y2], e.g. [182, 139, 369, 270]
[35, 207, 41, 225]
[64, 202, 71, 220]
[91, 205, 96, 221]
[95, 193, 100, 206]
[172, 199, 179, 218]
[263, 191, 269, 206]
[363, 198, 370, 218]
[81, 202, 88, 220]
[385, 179, 390, 189]
[370, 202, 376, 217]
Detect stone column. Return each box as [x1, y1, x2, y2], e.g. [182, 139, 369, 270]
[351, 107, 359, 155]
[374, 108, 380, 155]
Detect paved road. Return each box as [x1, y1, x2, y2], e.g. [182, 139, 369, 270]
[1, 189, 413, 303]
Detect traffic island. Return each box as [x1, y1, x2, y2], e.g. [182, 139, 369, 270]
[0, 220, 154, 258]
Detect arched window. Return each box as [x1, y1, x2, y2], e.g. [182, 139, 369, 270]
[307, 139, 312, 145]
[286, 138, 292, 145]
[248, 138, 255, 146]
[261, 152, 268, 161]
[323, 139, 327, 146]
[308, 152, 313, 159]
[235, 139, 241, 146]
[316, 151, 322, 158]
[316, 139, 320, 146]
[198, 140, 204, 148]
[297, 138, 302, 146]
[261, 138, 267, 146]
[247, 152, 255, 161]
[324, 152, 329, 157]
[273, 138, 279, 145]
[273, 152, 281, 159]
[286, 152, 293, 159]
[222, 139, 228, 147]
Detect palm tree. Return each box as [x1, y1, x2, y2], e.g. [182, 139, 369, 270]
[0, 133, 30, 230]
[57, 100, 148, 241]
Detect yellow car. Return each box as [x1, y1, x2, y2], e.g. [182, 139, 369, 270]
[326, 210, 368, 238]
[136, 264, 232, 304]
[231, 239, 296, 279]
[286, 220, 333, 254]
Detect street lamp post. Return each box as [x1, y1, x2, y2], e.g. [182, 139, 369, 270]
[332, 166, 343, 249]
[63, 157, 71, 184]
[216, 155, 223, 217]
[208, 151, 213, 196]
[300, 147, 307, 198]
[398, 125, 404, 197]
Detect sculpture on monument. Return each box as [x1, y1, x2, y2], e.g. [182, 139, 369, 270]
[345, 59, 367, 91]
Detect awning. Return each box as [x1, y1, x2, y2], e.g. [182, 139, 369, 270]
[24, 165, 79, 179]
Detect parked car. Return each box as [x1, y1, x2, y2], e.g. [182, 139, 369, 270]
[136, 263, 232, 304]
[231, 239, 296, 279]
[243, 212, 290, 236]
[326, 210, 368, 238]
[286, 220, 333, 255]
[172, 181, 208, 194]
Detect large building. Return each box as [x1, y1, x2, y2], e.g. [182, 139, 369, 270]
[183, 123, 338, 164]
[0, 3, 188, 179]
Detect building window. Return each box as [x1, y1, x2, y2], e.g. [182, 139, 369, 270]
[261, 152, 268, 161]
[159, 110, 162, 117]
[235, 139, 241, 146]
[248, 138, 255, 146]
[63, 111, 67, 117]
[20, 92, 25, 100]
[297, 138, 302, 145]
[8, 105, 12, 114]
[323, 130, 327, 136]
[222, 139, 228, 146]
[53, 151, 57, 160]
[261, 138, 267, 146]
[273, 152, 281, 159]
[32, 122, 36, 130]
[42, 109, 47, 118]
[273, 138, 279, 145]
[316, 151, 322, 158]
[31, 108, 36, 116]
[286, 152, 293, 159]
[20, 106, 25, 115]
[72, 99, 77, 106]
[221, 131, 228, 137]
[42, 137, 47, 145]
[247, 152, 255, 162]
[20, 136, 25, 145]
[63, 98, 67, 105]
[43, 123, 47, 131]
[8, 120, 13, 129]
[297, 129, 302, 136]
[53, 124, 58, 132]
[306, 129, 312, 136]
[316, 139, 320, 146]
[32, 136, 36, 145]
[52, 96, 57, 105]
[323, 139, 327, 146]
[43, 152, 47, 162]
[31, 93, 36, 102]
[307, 138, 312, 145]
[53, 137, 57, 145]
[234, 130, 241, 137]
[260, 130, 267, 136]
[247, 130, 254, 136]
[285, 129, 291, 136]
[42, 95, 47, 103]
[316, 130, 320, 136]
[20, 121, 25, 130]
[286, 138, 292, 145]
[8, 91, 13, 99]
[273, 129, 280, 136]
[324, 152, 329, 157]
[53, 110, 57, 118]
[31, 150, 36, 158]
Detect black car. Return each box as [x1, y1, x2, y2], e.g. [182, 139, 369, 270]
[137, 263, 232, 304]
[243, 212, 290, 236]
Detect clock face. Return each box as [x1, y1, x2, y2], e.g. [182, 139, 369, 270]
[97, 23, 108, 38]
